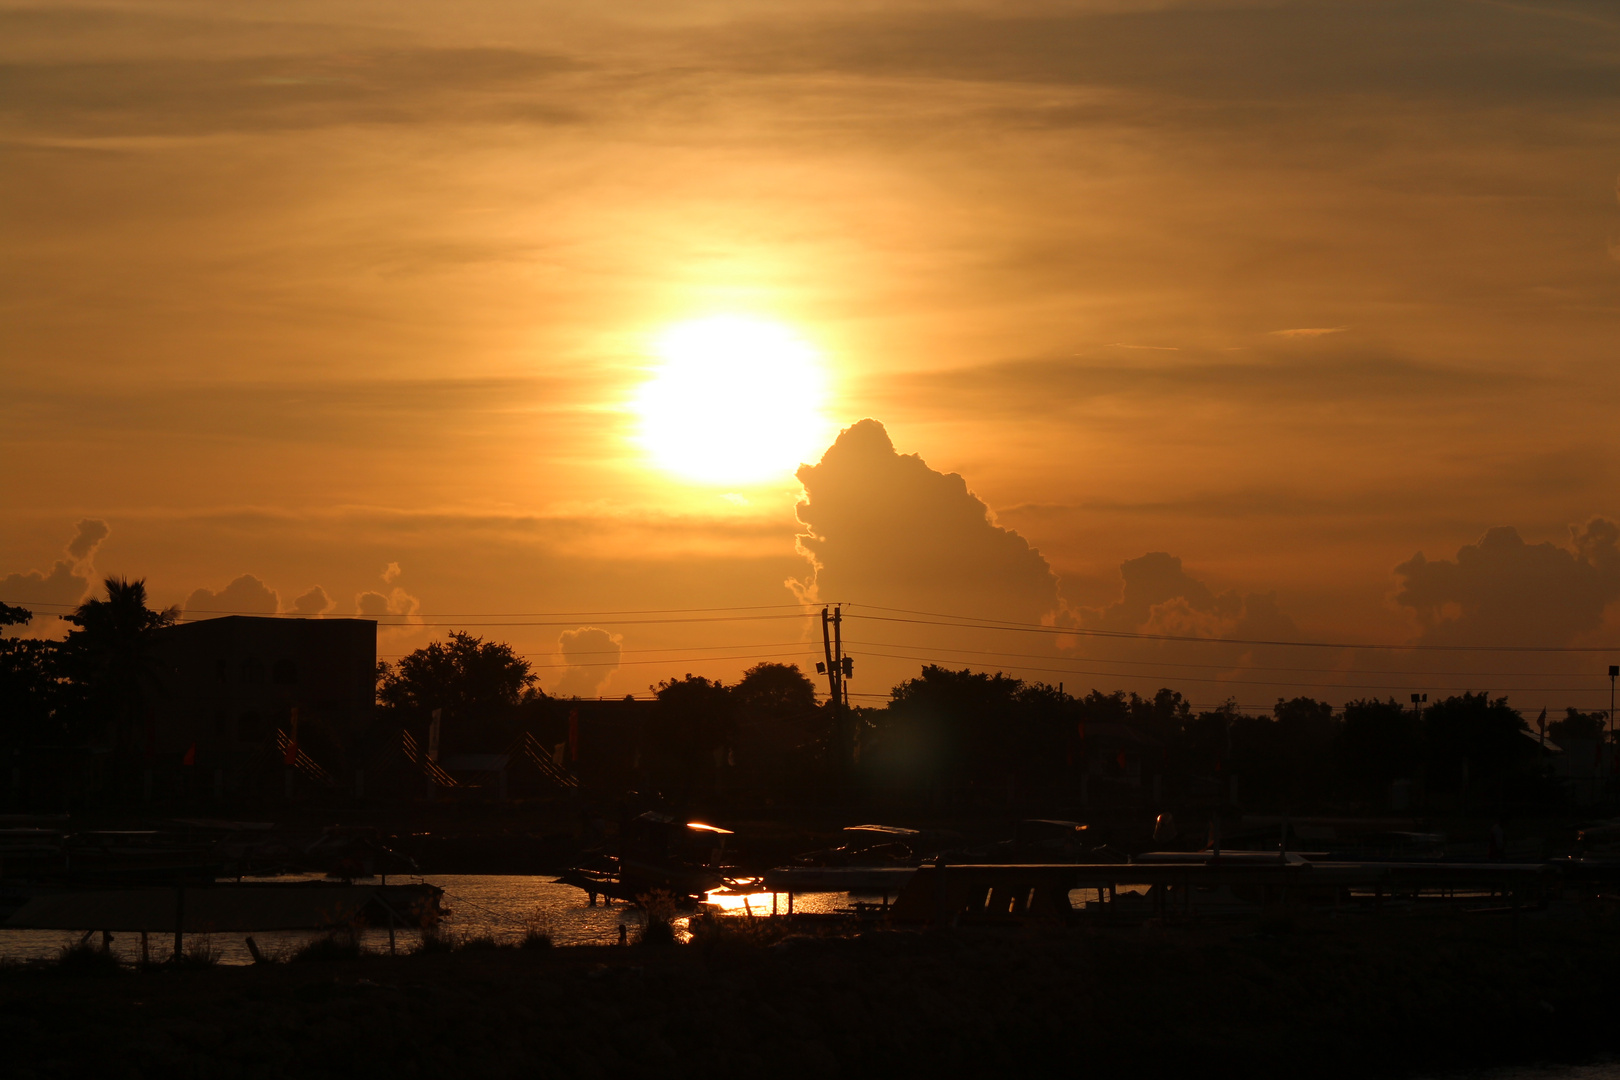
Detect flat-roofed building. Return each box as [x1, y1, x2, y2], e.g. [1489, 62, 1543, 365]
[152, 616, 376, 797]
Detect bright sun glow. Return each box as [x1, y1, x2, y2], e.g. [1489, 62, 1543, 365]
[633, 315, 831, 486]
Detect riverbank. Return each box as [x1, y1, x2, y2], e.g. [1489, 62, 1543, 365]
[5, 908, 1618, 1078]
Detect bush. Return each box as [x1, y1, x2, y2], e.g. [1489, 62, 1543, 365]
[455, 932, 500, 952]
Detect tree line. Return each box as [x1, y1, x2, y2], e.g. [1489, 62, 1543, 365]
[2, 579, 1612, 813]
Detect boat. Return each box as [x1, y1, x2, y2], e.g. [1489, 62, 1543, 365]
[558, 813, 735, 903]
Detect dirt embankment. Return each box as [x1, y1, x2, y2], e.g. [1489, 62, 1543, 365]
[5, 912, 1619, 1079]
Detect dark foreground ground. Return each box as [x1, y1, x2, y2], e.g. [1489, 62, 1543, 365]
[7, 909, 1619, 1080]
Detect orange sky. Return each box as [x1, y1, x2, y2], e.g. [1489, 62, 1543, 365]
[5, 1, 1620, 711]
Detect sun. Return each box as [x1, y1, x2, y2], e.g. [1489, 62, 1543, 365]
[633, 315, 832, 486]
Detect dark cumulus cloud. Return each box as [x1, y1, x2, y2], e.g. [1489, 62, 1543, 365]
[791, 419, 1061, 625]
[184, 574, 279, 617]
[1091, 551, 1298, 642]
[555, 627, 623, 698]
[1395, 519, 1620, 646]
[291, 586, 335, 616]
[0, 518, 110, 612]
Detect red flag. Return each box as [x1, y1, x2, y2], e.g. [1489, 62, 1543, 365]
[182, 744, 196, 766]
[1076, 721, 1086, 740]
[1116, 751, 1128, 770]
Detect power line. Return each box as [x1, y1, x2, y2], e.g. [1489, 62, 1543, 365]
[379, 638, 815, 660]
[7, 599, 813, 619]
[841, 637, 1611, 680]
[851, 647, 1606, 695]
[176, 613, 817, 628]
[849, 607, 1620, 654]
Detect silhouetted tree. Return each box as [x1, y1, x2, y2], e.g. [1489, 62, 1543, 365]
[57, 577, 177, 754]
[1257, 697, 1339, 809]
[1420, 692, 1534, 807]
[648, 673, 735, 804]
[377, 632, 540, 754]
[881, 666, 1028, 805]
[0, 604, 65, 750]
[1336, 697, 1418, 802]
[1549, 707, 1608, 745]
[732, 662, 818, 718]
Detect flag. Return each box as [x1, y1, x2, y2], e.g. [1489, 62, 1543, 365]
[1116, 751, 1128, 771]
[1536, 707, 1547, 732]
[182, 744, 196, 766]
[283, 705, 300, 765]
[568, 708, 579, 763]
[427, 708, 441, 763]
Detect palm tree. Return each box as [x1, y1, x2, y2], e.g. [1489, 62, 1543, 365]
[60, 577, 178, 755]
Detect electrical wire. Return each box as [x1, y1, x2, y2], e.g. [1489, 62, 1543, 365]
[840, 638, 1610, 680]
[847, 604, 1620, 654]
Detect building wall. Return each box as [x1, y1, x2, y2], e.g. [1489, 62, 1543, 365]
[152, 617, 376, 772]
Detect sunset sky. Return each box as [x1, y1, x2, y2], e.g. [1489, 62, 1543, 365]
[5, 1, 1620, 711]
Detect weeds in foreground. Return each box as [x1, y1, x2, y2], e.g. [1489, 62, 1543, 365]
[636, 890, 680, 947]
[521, 909, 555, 950]
[55, 938, 122, 976]
[686, 911, 795, 951]
[416, 924, 455, 954]
[455, 933, 500, 952]
[292, 928, 364, 963]
[174, 934, 222, 968]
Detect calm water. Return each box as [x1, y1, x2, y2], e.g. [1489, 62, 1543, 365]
[0, 874, 862, 966]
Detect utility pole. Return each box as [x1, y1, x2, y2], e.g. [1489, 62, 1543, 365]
[819, 605, 852, 799]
